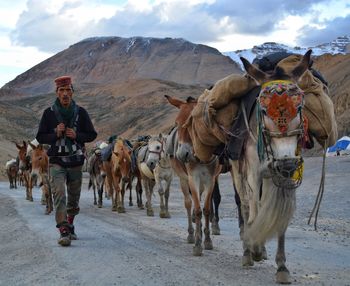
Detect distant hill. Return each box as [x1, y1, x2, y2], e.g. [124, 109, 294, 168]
[0, 36, 349, 178]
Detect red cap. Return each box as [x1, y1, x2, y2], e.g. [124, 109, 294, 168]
[54, 76, 72, 88]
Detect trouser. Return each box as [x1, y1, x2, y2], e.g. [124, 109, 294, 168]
[49, 164, 83, 226]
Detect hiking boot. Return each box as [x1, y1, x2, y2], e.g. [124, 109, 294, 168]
[69, 225, 78, 240]
[58, 226, 71, 247]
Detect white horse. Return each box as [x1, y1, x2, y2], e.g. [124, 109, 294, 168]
[230, 50, 316, 284]
[137, 134, 173, 217]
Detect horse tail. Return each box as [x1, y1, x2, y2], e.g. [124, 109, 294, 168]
[245, 185, 296, 245]
[88, 178, 92, 190]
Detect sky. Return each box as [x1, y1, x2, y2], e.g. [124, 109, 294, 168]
[0, 0, 349, 88]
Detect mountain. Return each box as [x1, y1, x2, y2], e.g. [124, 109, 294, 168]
[0, 36, 240, 99]
[0, 36, 349, 178]
[224, 35, 350, 68]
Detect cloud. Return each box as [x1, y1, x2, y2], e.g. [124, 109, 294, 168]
[297, 15, 350, 46]
[9, 0, 347, 53]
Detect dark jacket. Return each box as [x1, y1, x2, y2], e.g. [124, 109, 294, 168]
[36, 104, 97, 167]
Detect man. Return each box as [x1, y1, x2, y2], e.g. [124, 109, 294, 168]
[36, 76, 97, 246]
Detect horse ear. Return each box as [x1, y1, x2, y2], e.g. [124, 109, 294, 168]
[164, 95, 184, 109]
[291, 49, 312, 80]
[23, 140, 27, 147]
[159, 133, 163, 140]
[15, 142, 21, 150]
[28, 141, 36, 150]
[240, 57, 268, 84]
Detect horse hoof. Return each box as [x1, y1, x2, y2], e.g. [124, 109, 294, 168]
[129, 202, 133, 207]
[147, 209, 154, 216]
[117, 207, 126, 213]
[187, 234, 195, 244]
[138, 204, 144, 209]
[29, 197, 33, 202]
[193, 245, 203, 256]
[276, 267, 291, 284]
[112, 206, 117, 212]
[262, 246, 268, 260]
[41, 201, 46, 206]
[159, 210, 170, 218]
[242, 255, 254, 267]
[98, 204, 102, 208]
[252, 251, 263, 262]
[211, 224, 220, 235]
[204, 240, 213, 250]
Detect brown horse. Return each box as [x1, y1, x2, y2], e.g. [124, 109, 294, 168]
[87, 150, 106, 208]
[110, 138, 132, 212]
[15, 141, 33, 201]
[165, 95, 221, 256]
[6, 159, 18, 189]
[28, 142, 53, 214]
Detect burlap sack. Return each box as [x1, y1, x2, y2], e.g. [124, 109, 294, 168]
[278, 56, 338, 147]
[208, 74, 257, 109]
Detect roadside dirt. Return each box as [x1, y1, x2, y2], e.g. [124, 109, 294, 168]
[0, 156, 349, 286]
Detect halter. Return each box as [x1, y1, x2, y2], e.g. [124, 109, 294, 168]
[147, 138, 165, 162]
[257, 80, 306, 189]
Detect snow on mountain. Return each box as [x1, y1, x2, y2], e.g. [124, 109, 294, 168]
[224, 36, 350, 69]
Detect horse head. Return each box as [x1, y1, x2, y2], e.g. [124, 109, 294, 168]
[15, 140, 29, 172]
[28, 142, 48, 179]
[165, 95, 197, 163]
[112, 138, 132, 181]
[144, 134, 166, 171]
[240, 50, 312, 188]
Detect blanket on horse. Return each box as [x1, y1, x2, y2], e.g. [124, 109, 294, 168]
[187, 53, 337, 162]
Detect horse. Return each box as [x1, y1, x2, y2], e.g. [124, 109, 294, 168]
[110, 138, 133, 212]
[15, 141, 33, 201]
[224, 51, 318, 284]
[165, 95, 222, 256]
[28, 142, 53, 215]
[137, 134, 173, 217]
[6, 159, 18, 189]
[87, 149, 106, 208]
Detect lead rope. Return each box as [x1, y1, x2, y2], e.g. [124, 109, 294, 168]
[307, 140, 327, 230]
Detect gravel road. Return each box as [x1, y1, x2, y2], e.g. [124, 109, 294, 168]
[0, 156, 349, 286]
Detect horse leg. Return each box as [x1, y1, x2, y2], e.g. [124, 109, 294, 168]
[136, 178, 144, 209]
[163, 179, 171, 218]
[157, 177, 167, 218]
[97, 180, 103, 208]
[275, 232, 291, 284]
[147, 180, 155, 216]
[111, 174, 119, 211]
[203, 201, 213, 250]
[179, 179, 194, 243]
[118, 181, 126, 213]
[211, 179, 221, 235]
[28, 173, 33, 201]
[93, 180, 97, 205]
[128, 178, 133, 206]
[189, 178, 203, 256]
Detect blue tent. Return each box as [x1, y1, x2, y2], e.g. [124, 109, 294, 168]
[327, 136, 350, 153]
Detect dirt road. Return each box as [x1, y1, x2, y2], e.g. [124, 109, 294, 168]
[0, 156, 349, 286]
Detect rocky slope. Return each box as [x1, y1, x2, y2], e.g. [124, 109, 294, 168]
[0, 36, 349, 178]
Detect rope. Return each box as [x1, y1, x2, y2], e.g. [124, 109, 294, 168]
[307, 140, 327, 230]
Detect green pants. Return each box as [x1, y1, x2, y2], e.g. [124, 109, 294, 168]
[49, 164, 83, 225]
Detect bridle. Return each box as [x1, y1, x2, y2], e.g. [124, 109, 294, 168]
[147, 138, 165, 162]
[257, 80, 306, 189]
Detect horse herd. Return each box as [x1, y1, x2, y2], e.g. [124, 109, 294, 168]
[5, 51, 337, 284]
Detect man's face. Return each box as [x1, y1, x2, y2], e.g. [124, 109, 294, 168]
[56, 85, 73, 108]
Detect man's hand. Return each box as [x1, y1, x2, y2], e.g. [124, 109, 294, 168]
[56, 123, 65, 138]
[65, 128, 77, 140]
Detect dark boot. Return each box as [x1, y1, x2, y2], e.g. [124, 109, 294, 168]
[58, 225, 71, 247]
[69, 224, 78, 240]
[67, 215, 77, 240]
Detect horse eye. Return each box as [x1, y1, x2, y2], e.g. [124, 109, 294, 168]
[156, 146, 160, 150]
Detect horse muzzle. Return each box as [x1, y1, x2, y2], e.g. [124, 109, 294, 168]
[268, 157, 304, 189]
